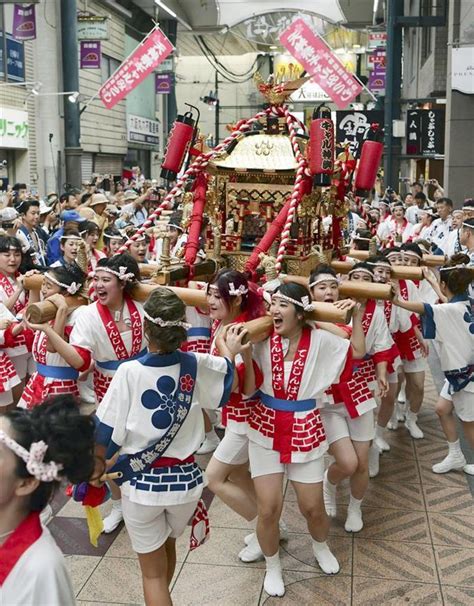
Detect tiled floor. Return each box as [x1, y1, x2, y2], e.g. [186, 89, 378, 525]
[49, 376, 474, 605]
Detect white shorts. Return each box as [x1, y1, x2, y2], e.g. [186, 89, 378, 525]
[440, 380, 474, 422]
[388, 371, 399, 384]
[320, 406, 375, 445]
[122, 494, 198, 554]
[248, 441, 324, 484]
[10, 353, 30, 380]
[213, 429, 249, 465]
[402, 358, 427, 373]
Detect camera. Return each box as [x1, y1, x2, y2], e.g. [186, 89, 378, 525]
[1, 222, 14, 229]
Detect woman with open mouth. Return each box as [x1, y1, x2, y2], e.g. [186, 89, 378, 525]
[307, 262, 393, 533]
[204, 269, 273, 563]
[29, 253, 147, 535]
[239, 282, 351, 598]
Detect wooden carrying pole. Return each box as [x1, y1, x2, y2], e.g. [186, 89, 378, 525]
[240, 303, 352, 345]
[26, 296, 88, 324]
[284, 275, 392, 300]
[330, 260, 423, 281]
[348, 249, 445, 266]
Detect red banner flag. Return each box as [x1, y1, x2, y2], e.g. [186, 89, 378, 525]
[99, 26, 173, 109]
[280, 19, 363, 110]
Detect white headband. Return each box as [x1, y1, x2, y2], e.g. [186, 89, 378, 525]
[309, 275, 338, 288]
[462, 206, 474, 211]
[439, 264, 470, 272]
[462, 221, 474, 229]
[0, 430, 63, 482]
[60, 234, 82, 241]
[143, 309, 191, 329]
[228, 282, 248, 296]
[348, 267, 374, 278]
[353, 236, 372, 242]
[94, 266, 135, 281]
[44, 272, 81, 295]
[367, 261, 392, 269]
[272, 292, 313, 312]
[402, 250, 422, 259]
[103, 233, 124, 241]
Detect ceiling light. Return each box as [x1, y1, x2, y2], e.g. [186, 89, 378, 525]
[269, 45, 278, 50]
[154, 0, 193, 31]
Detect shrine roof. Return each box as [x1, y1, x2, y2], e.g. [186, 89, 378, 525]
[210, 133, 301, 172]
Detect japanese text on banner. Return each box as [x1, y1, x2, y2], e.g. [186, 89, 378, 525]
[99, 26, 174, 110]
[280, 19, 363, 110]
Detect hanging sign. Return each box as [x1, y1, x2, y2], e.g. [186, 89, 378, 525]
[368, 68, 386, 92]
[99, 25, 174, 110]
[155, 73, 172, 94]
[336, 110, 384, 157]
[451, 47, 474, 95]
[12, 3, 36, 41]
[406, 109, 445, 156]
[280, 18, 363, 109]
[77, 15, 109, 40]
[368, 32, 387, 49]
[0, 33, 25, 82]
[80, 41, 101, 69]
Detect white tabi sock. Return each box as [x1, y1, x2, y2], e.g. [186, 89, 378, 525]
[264, 552, 285, 597]
[344, 496, 364, 533]
[312, 540, 340, 574]
[448, 439, 462, 455]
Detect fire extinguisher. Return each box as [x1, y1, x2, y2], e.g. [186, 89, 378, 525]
[309, 104, 334, 187]
[354, 125, 384, 195]
[161, 104, 199, 181]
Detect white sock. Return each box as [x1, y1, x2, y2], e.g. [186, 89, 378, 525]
[448, 440, 462, 455]
[323, 470, 337, 517]
[345, 496, 363, 533]
[264, 552, 285, 597]
[406, 410, 417, 421]
[375, 424, 386, 438]
[312, 540, 340, 574]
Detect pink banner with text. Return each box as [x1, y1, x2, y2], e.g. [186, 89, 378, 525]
[99, 26, 173, 109]
[280, 19, 363, 109]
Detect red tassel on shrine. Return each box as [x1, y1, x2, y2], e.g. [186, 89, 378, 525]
[184, 173, 207, 267]
[309, 104, 334, 187]
[355, 125, 384, 195]
[161, 111, 196, 181]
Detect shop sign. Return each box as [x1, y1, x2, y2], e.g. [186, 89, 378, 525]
[368, 68, 386, 92]
[12, 3, 36, 41]
[77, 15, 109, 41]
[368, 32, 387, 49]
[155, 73, 172, 94]
[99, 25, 173, 110]
[127, 114, 160, 146]
[0, 108, 29, 149]
[0, 33, 25, 82]
[80, 41, 101, 69]
[406, 109, 445, 156]
[157, 58, 173, 73]
[290, 78, 330, 102]
[336, 110, 384, 157]
[367, 49, 386, 70]
[452, 47, 474, 95]
[280, 18, 363, 109]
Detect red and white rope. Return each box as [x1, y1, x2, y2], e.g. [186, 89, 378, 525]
[274, 107, 310, 274]
[116, 107, 274, 255]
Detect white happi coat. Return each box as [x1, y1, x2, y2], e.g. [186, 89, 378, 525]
[1, 522, 76, 606]
[248, 328, 350, 463]
[422, 297, 474, 396]
[95, 351, 233, 506]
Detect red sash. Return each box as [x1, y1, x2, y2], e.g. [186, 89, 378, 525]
[33, 328, 48, 365]
[361, 299, 376, 335]
[96, 297, 143, 360]
[0, 512, 42, 585]
[383, 300, 392, 325]
[0, 272, 25, 315]
[270, 327, 311, 462]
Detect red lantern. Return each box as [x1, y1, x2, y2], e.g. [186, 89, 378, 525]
[309, 104, 334, 187]
[161, 110, 196, 181]
[355, 125, 384, 195]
